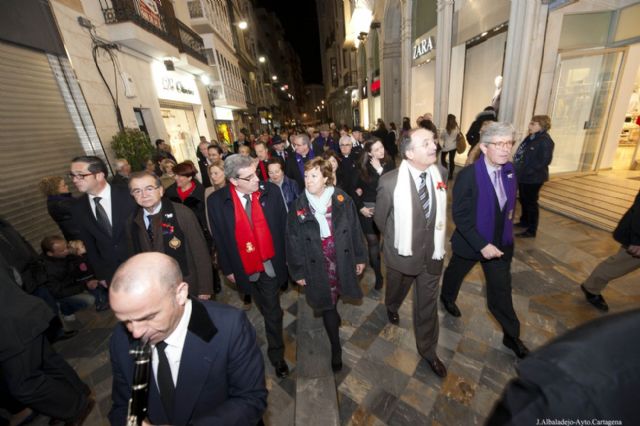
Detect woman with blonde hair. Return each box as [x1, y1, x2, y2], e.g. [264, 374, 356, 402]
[39, 176, 79, 240]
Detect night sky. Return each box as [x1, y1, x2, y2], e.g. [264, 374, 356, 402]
[254, 0, 322, 84]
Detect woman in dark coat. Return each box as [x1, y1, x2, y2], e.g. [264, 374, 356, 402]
[513, 115, 555, 238]
[354, 138, 395, 290]
[286, 158, 367, 372]
[165, 162, 208, 233]
[39, 176, 80, 241]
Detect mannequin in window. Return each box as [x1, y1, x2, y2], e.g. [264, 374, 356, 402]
[492, 75, 503, 116]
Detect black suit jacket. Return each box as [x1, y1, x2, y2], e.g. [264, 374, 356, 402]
[109, 299, 267, 426]
[207, 182, 288, 293]
[450, 164, 513, 261]
[284, 152, 313, 194]
[613, 190, 640, 247]
[71, 185, 136, 282]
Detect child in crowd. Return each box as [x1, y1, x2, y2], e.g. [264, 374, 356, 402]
[67, 239, 109, 311]
[41, 236, 109, 320]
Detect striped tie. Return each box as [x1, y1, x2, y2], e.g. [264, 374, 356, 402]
[419, 172, 430, 220]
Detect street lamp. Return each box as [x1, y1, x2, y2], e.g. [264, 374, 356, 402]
[272, 75, 278, 81]
[238, 20, 248, 30]
[258, 56, 266, 63]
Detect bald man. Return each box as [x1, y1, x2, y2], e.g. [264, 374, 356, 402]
[108, 253, 266, 426]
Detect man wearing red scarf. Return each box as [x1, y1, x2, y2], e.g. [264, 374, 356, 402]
[207, 154, 290, 378]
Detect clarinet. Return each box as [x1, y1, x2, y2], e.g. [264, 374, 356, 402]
[127, 339, 152, 426]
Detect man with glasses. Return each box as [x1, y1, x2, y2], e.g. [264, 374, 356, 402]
[285, 133, 315, 192]
[440, 122, 529, 359]
[69, 156, 136, 295]
[127, 171, 213, 299]
[336, 135, 358, 198]
[207, 154, 290, 378]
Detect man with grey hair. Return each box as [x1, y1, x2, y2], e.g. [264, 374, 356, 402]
[285, 133, 315, 191]
[374, 127, 449, 378]
[108, 252, 267, 425]
[207, 154, 290, 378]
[110, 158, 131, 188]
[440, 122, 529, 358]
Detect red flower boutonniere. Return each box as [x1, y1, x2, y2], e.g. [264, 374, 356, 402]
[337, 194, 344, 202]
[296, 208, 308, 220]
[437, 182, 447, 191]
[161, 222, 175, 234]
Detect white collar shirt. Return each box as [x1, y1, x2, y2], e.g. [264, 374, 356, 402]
[88, 184, 113, 225]
[152, 299, 192, 387]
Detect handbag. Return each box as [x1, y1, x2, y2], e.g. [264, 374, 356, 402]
[456, 131, 467, 154]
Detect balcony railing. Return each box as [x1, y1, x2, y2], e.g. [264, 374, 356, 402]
[100, 0, 206, 63]
[176, 19, 207, 63]
[187, 0, 205, 18]
[101, 0, 178, 46]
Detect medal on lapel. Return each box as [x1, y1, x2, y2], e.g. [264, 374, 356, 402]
[246, 242, 256, 253]
[169, 236, 182, 249]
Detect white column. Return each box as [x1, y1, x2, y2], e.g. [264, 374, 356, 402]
[500, 0, 549, 139]
[400, 0, 413, 122]
[434, 0, 455, 130]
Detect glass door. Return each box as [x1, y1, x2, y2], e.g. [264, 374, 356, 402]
[549, 50, 624, 174]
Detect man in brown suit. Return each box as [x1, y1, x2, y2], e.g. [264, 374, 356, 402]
[127, 172, 213, 299]
[374, 128, 449, 378]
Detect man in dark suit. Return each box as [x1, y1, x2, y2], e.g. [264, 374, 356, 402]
[270, 135, 289, 162]
[196, 141, 212, 188]
[69, 156, 136, 291]
[109, 158, 131, 188]
[108, 253, 267, 425]
[208, 154, 290, 378]
[580, 189, 640, 311]
[374, 128, 449, 378]
[336, 135, 359, 198]
[488, 309, 640, 424]
[285, 133, 315, 192]
[127, 172, 213, 299]
[440, 122, 529, 358]
[254, 141, 270, 181]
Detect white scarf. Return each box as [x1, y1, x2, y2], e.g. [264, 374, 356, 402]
[393, 161, 447, 259]
[306, 186, 335, 238]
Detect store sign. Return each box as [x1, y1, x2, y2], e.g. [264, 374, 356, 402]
[412, 36, 435, 60]
[153, 62, 201, 105]
[137, 0, 163, 30]
[214, 106, 233, 121]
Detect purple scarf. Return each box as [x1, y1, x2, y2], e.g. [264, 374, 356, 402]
[296, 149, 315, 178]
[474, 154, 517, 246]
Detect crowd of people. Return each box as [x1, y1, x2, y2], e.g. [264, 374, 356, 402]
[2, 110, 640, 425]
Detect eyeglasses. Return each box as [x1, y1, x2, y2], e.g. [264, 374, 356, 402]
[235, 174, 258, 182]
[487, 141, 514, 150]
[339, 144, 352, 147]
[68, 172, 95, 180]
[130, 186, 160, 196]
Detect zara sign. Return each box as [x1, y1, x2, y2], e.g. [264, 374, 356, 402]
[412, 36, 435, 60]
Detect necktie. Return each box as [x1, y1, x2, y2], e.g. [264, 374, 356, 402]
[93, 197, 112, 237]
[418, 172, 430, 220]
[493, 170, 507, 210]
[155, 341, 175, 421]
[146, 214, 157, 243]
[244, 194, 252, 226]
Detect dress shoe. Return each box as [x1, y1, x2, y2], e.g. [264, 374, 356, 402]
[387, 309, 399, 325]
[516, 231, 536, 238]
[274, 360, 289, 378]
[580, 285, 609, 312]
[440, 295, 461, 317]
[503, 336, 529, 359]
[514, 222, 528, 228]
[426, 357, 447, 378]
[331, 350, 343, 373]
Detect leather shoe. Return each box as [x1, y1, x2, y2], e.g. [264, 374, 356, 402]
[440, 296, 461, 317]
[516, 231, 536, 238]
[387, 309, 399, 325]
[274, 360, 289, 378]
[503, 336, 529, 359]
[580, 285, 609, 312]
[426, 357, 447, 378]
[331, 351, 343, 373]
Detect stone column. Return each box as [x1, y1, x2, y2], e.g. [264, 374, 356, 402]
[500, 0, 549, 139]
[400, 0, 413, 122]
[434, 0, 455, 130]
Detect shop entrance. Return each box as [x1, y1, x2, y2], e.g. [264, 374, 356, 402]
[160, 104, 200, 165]
[612, 63, 640, 171]
[548, 49, 624, 174]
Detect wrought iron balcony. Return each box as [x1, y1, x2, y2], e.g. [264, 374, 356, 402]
[100, 0, 177, 47]
[176, 19, 207, 63]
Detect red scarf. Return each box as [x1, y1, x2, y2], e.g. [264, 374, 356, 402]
[177, 180, 196, 201]
[230, 185, 275, 275]
[258, 160, 268, 181]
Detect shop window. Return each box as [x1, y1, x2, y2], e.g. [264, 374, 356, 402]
[614, 2, 640, 42]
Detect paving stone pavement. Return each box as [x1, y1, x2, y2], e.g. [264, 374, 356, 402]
[25, 204, 640, 425]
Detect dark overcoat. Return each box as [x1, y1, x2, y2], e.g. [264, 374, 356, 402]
[286, 188, 367, 311]
[207, 182, 288, 294]
[514, 131, 555, 184]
